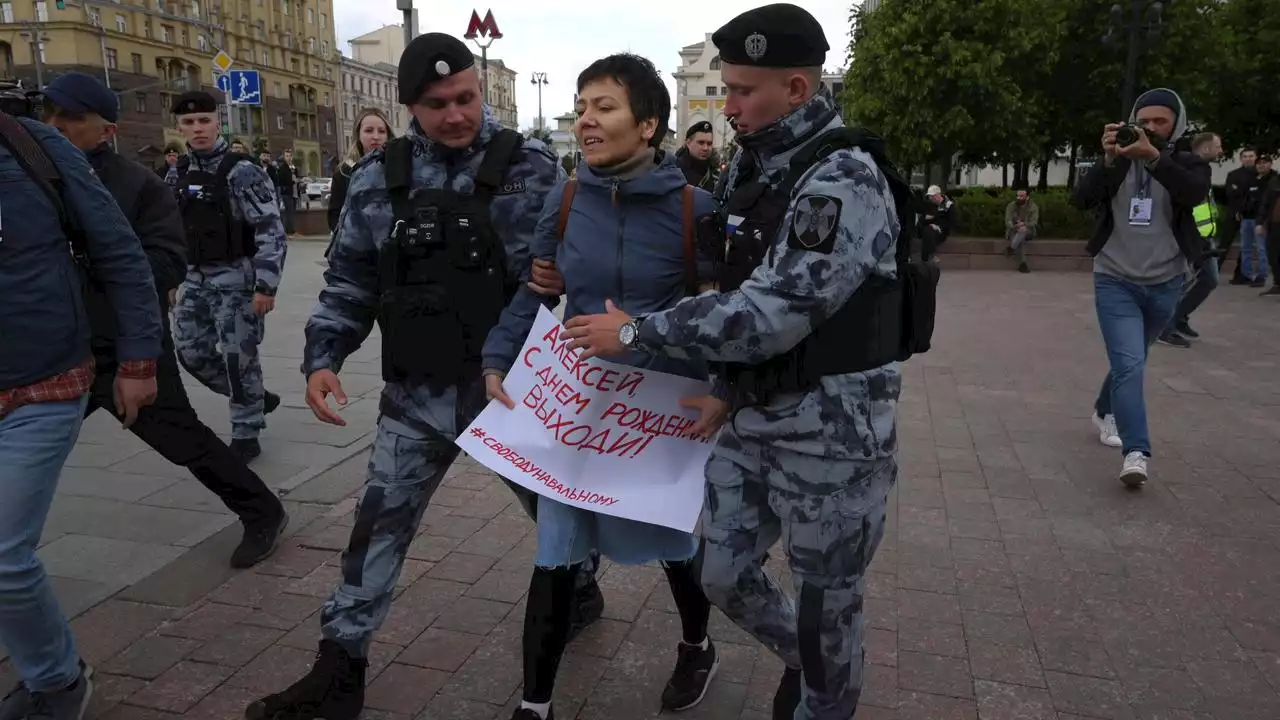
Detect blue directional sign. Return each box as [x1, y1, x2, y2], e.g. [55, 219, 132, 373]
[216, 69, 262, 106]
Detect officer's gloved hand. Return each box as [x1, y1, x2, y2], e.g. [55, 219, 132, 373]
[528, 258, 564, 296]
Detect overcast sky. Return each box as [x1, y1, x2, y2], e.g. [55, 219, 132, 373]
[329, 1, 858, 130]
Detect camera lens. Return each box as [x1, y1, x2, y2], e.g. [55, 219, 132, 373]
[1116, 126, 1138, 147]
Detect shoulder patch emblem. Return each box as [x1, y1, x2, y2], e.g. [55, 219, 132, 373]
[788, 195, 842, 253]
[251, 182, 276, 204]
[494, 178, 527, 195]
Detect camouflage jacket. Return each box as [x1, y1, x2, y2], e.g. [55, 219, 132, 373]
[183, 138, 288, 296]
[636, 87, 902, 461]
[303, 107, 562, 392]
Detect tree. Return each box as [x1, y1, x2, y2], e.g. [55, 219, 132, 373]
[844, 0, 1063, 188]
[1204, 0, 1280, 152]
[560, 154, 576, 175]
[526, 126, 554, 144]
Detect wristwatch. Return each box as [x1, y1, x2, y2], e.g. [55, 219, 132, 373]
[618, 315, 646, 349]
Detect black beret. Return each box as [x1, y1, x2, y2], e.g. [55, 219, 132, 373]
[397, 32, 475, 104]
[712, 3, 828, 68]
[172, 90, 218, 115]
[686, 121, 713, 139]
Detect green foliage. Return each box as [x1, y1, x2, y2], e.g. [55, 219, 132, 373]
[952, 188, 1095, 239]
[560, 154, 575, 175]
[526, 126, 554, 144]
[845, 0, 1273, 178]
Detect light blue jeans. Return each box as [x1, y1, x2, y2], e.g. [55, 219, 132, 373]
[534, 495, 698, 568]
[0, 396, 88, 692]
[1240, 220, 1268, 281]
[1092, 274, 1183, 457]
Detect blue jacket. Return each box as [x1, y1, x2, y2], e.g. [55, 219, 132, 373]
[0, 116, 162, 390]
[483, 150, 717, 379]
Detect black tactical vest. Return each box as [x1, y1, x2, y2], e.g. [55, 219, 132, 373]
[378, 129, 524, 389]
[715, 127, 939, 397]
[176, 153, 256, 265]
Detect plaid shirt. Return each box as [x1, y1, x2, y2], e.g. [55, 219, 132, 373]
[0, 357, 156, 420]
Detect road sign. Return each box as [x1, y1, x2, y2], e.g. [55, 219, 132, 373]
[464, 9, 502, 40]
[215, 73, 230, 94]
[225, 70, 261, 106]
[212, 50, 234, 74]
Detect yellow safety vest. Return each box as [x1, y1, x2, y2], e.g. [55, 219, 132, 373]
[1192, 200, 1216, 239]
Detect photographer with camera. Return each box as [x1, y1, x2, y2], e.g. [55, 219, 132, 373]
[1072, 88, 1210, 488]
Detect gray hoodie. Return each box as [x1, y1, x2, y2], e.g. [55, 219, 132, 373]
[1093, 88, 1191, 284]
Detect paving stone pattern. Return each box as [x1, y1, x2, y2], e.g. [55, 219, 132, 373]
[4, 265, 1280, 719]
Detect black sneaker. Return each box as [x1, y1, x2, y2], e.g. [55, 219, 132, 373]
[244, 639, 367, 720]
[0, 662, 91, 720]
[772, 667, 802, 720]
[25, 666, 93, 720]
[1174, 321, 1199, 338]
[1157, 332, 1191, 348]
[511, 708, 553, 720]
[230, 438, 262, 461]
[231, 507, 290, 569]
[566, 577, 604, 643]
[661, 639, 719, 711]
[1251, 278, 1268, 288]
[1018, 261, 1030, 273]
[264, 391, 281, 414]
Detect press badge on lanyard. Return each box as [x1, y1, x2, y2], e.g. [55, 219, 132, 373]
[1128, 168, 1154, 226]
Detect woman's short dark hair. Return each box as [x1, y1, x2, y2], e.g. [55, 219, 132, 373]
[577, 53, 670, 149]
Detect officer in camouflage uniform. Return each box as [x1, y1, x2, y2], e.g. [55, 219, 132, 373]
[244, 33, 602, 720]
[561, 5, 901, 719]
[169, 91, 286, 462]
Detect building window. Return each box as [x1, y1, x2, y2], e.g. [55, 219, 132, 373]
[290, 58, 299, 73]
[35, 0, 47, 21]
[273, 81, 281, 97]
[306, 7, 312, 22]
[320, 12, 326, 28]
[198, 35, 208, 50]
[134, 92, 146, 113]
[324, 119, 331, 135]
[832, 82, 844, 95]
[705, 86, 717, 96]
[322, 91, 329, 105]
[321, 40, 327, 55]
[276, 113, 284, 130]
[190, 0, 200, 17]
[105, 48, 117, 69]
[0, 3, 12, 23]
[113, 13, 126, 31]
[323, 67, 331, 81]
[261, 50, 269, 66]
[709, 55, 721, 70]
[160, 92, 171, 110]
[721, 85, 727, 94]
[161, 25, 172, 42]
[281, 0, 287, 15]
[312, 64, 318, 77]
[131, 52, 142, 73]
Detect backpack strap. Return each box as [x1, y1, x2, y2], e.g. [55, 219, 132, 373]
[383, 136, 415, 222]
[0, 110, 68, 226]
[682, 184, 697, 295]
[474, 128, 523, 202]
[556, 180, 578, 240]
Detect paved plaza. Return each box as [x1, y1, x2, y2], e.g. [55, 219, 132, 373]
[3, 243, 1280, 719]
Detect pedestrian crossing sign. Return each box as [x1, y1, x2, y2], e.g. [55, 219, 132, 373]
[212, 51, 234, 74]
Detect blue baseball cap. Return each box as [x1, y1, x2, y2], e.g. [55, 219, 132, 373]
[43, 72, 119, 123]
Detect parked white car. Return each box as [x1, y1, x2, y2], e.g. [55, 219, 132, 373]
[306, 177, 332, 201]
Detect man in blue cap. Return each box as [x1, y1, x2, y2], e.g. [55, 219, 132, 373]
[39, 72, 289, 569]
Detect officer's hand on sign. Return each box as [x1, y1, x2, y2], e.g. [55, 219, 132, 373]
[679, 395, 729, 440]
[114, 376, 158, 428]
[484, 371, 515, 410]
[253, 293, 275, 316]
[560, 298, 629, 360]
[306, 369, 348, 426]
[528, 258, 564, 296]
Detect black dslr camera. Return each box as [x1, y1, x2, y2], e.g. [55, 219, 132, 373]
[0, 79, 42, 119]
[1115, 124, 1142, 148]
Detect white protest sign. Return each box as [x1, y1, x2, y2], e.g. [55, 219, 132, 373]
[456, 306, 715, 533]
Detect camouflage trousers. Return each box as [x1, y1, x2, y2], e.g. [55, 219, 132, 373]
[172, 267, 266, 440]
[697, 427, 895, 720]
[320, 385, 595, 657]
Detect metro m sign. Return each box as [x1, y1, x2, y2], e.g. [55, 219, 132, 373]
[464, 9, 502, 40]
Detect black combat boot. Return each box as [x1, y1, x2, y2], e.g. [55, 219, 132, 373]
[244, 639, 366, 720]
[264, 391, 280, 414]
[566, 575, 604, 642]
[229, 438, 261, 461]
[230, 506, 289, 569]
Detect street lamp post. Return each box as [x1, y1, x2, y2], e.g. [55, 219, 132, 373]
[1103, 0, 1165, 118]
[396, 0, 415, 51]
[530, 72, 548, 132]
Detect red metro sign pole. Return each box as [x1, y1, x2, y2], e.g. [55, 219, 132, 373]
[463, 9, 502, 105]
